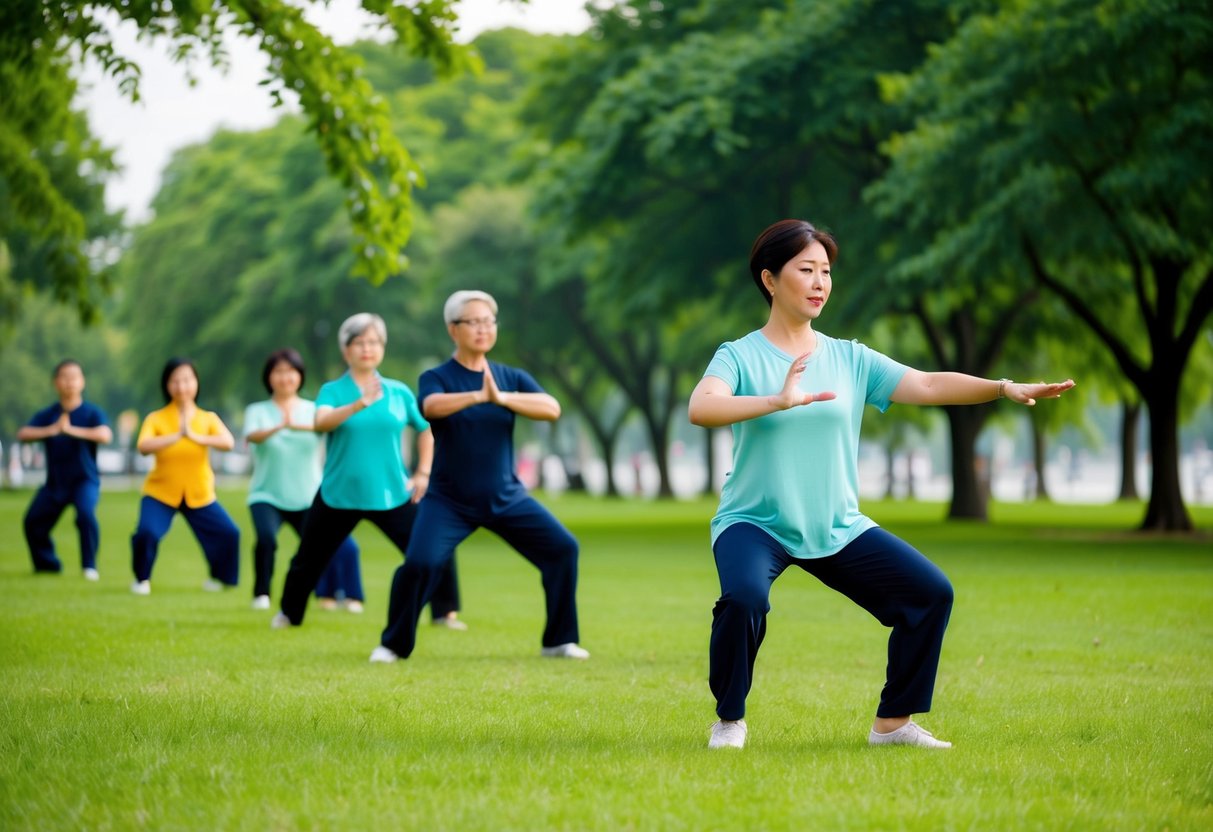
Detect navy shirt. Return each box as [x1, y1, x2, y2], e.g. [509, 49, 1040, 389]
[27, 401, 109, 497]
[419, 359, 544, 512]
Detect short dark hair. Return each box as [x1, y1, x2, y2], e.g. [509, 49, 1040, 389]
[749, 219, 839, 305]
[261, 348, 306, 394]
[160, 357, 199, 403]
[52, 359, 82, 378]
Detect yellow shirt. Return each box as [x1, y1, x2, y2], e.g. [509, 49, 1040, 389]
[138, 404, 226, 508]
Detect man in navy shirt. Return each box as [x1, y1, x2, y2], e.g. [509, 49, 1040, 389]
[17, 360, 113, 577]
[372, 290, 588, 663]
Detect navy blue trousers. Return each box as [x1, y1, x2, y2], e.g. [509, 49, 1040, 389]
[277, 494, 459, 625]
[381, 494, 579, 658]
[131, 496, 241, 584]
[24, 481, 100, 572]
[710, 524, 953, 721]
[248, 502, 361, 600]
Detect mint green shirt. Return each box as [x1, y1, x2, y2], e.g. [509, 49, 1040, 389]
[705, 331, 908, 558]
[243, 399, 323, 511]
[316, 373, 429, 511]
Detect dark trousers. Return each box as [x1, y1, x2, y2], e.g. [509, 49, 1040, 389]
[24, 481, 101, 572]
[248, 502, 361, 600]
[131, 496, 241, 584]
[278, 494, 459, 625]
[381, 494, 579, 658]
[710, 524, 953, 721]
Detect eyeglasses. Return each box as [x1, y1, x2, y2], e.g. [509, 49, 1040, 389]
[348, 336, 384, 348]
[453, 317, 498, 330]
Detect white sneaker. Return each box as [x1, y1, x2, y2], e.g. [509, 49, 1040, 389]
[251, 595, 271, 610]
[540, 642, 590, 659]
[708, 719, 748, 749]
[868, 720, 952, 749]
[130, 580, 151, 596]
[369, 645, 399, 664]
[432, 615, 468, 631]
[83, 568, 100, 581]
[270, 612, 292, 629]
[344, 600, 364, 614]
[202, 579, 224, 592]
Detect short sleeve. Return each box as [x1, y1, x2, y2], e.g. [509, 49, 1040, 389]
[136, 413, 159, 443]
[858, 341, 909, 412]
[417, 368, 445, 407]
[82, 403, 108, 427]
[703, 343, 741, 392]
[201, 411, 225, 436]
[243, 403, 272, 437]
[502, 365, 543, 394]
[27, 406, 57, 428]
[403, 389, 430, 433]
[316, 381, 341, 409]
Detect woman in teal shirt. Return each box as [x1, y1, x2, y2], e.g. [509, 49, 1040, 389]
[689, 219, 1075, 750]
[244, 348, 361, 612]
[273, 314, 461, 630]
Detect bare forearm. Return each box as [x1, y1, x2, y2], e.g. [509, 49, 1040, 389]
[499, 392, 561, 422]
[192, 432, 235, 451]
[138, 434, 182, 454]
[689, 393, 786, 428]
[892, 372, 1003, 406]
[16, 425, 56, 441]
[415, 430, 434, 475]
[423, 391, 486, 420]
[314, 401, 364, 432]
[246, 426, 280, 444]
[64, 425, 113, 444]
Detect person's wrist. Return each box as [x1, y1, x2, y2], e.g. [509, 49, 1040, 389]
[997, 378, 1012, 399]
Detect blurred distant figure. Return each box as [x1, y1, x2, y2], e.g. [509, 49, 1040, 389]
[274, 314, 460, 631]
[18, 360, 112, 579]
[129, 358, 240, 595]
[243, 348, 363, 613]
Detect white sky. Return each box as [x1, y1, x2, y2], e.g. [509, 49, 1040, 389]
[77, 0, 591, 222]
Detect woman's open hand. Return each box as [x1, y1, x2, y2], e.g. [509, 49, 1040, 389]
[769, 352, 836, 411]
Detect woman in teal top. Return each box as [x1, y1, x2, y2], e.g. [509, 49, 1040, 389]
[244, 348, 361, 612]
[689, 219, 1075, 750]
[273, 314, 461, 630]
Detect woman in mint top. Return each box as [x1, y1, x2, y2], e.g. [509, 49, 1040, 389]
[689, 219, 1075, 751]
[274, 314, 460, 630]
[244, 348, 361, 612]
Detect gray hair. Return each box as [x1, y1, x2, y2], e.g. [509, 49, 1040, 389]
[443, 290, 498, 325]
[337, 313, 387, 349]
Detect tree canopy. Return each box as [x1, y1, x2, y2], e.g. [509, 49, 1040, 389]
[0, 0, 472, 329]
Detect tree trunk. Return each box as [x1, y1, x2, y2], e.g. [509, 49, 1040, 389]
[1117, 401, 1141, 501]
[884, 443, 897, 499]
[702, 426, 716, 496]
[1141, 385, 1192, 531]
[1031, 419, 1051, 502]
[643, 408, 675, 498]
[944, 405, 991, 520]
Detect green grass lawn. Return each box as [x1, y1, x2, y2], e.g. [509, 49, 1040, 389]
[2, 489, 1211, 830]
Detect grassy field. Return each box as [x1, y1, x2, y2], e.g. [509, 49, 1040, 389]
[1, 489, 1211, 831]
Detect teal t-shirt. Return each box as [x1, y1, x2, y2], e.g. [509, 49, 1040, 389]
[705, 330, 908, 558]
[315, 373, 429, 511]
[243, 399, 323, 511]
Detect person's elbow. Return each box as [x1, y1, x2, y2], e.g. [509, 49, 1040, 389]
[688, 395, 714, 427]
[97, 427, 114, 445]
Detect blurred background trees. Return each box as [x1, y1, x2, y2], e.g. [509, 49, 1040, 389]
[2, 0, 1210, 529]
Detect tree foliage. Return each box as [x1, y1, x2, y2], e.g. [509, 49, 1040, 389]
[871, 0, 1213, 529]
[1, 0, 472, 328]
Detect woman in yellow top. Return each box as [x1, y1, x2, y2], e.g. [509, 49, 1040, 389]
[130, 358, 241, 595]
